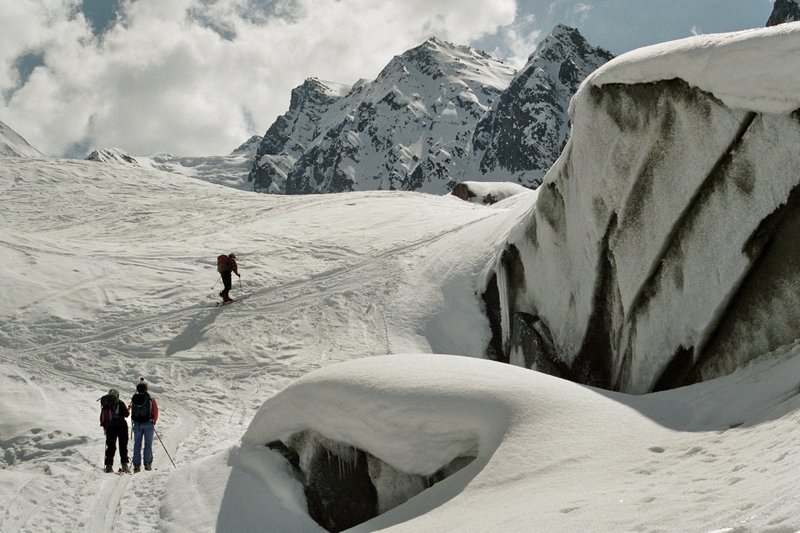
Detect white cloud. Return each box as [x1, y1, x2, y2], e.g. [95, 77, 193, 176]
[0, 0, 516, 157]
[475, 14, 542, 68]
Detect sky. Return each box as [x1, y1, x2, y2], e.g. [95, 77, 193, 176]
[0, 0, 775, 158]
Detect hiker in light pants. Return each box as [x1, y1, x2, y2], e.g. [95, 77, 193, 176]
[129, 378, 159, 472]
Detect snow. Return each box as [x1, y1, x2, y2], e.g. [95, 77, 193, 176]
[583, 21, 800, 114]
[3, 23, 800, 533]
[500, 21, 800, 392]
[0, 120, 44, 158]
[2, 150, 800, 532]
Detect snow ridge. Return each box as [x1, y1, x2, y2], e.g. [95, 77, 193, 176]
[0, 120, 44, 158]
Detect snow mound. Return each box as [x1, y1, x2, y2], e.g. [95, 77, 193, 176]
[584, 22, 800, 114]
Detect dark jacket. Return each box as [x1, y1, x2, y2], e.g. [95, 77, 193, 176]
[130, 392, 159, 423]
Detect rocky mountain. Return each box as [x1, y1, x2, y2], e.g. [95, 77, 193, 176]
[474, 24, 614, 187]
[249, 78, 349, 193]
[249, 26, 611, 195]
[0, 120, 44, 158]
[767, 0, 800, 26]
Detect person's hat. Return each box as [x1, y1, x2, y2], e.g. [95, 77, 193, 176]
[228, 253, 236, 258]
[108, 388, 119, 398]
[136, 377, 148, 393]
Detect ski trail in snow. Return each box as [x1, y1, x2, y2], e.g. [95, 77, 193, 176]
[87, 474, 132, 532]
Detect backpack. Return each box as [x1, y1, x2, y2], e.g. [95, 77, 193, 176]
[217, 254, 229, 273]
[131, 393, 153, 422]
[100, 394, 120, 426]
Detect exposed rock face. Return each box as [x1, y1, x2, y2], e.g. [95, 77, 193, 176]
[248, 27, 610, 195]
[486, 34, 800, 393]
[767, 0, 800, 26]
[249, 78, 347, 193]
[474, 24, 613, 188]
[0, 120, 44, 158]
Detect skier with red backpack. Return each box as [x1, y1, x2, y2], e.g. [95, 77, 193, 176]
[217, 252, 240, 303]
[99, 388, 131, 473]
[129, 377, 159, 472]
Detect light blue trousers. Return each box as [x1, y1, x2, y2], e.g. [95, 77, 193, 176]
[132, 421, 155, 466]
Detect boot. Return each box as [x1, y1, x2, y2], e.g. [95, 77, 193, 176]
[133, 465, 141, 473]
[105, 465, 113, 473]
[144, 464, 152, 471]
[120, 463, 131, 473]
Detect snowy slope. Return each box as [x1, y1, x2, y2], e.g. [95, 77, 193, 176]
[3, 146, 800, 533]
[491, 22, 800, 393]
[0, 120, 44, 158]
[0, 155, 533, 532]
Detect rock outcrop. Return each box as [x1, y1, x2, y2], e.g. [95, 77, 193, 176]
[767, 0, 800, 26]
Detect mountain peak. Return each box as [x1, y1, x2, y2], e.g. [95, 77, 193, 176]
[767, 0, 800, 26]
[86, 148, 139, 165]
[0, 120, 44, 158]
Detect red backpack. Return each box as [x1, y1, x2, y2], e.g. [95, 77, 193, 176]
[99, 394, 120, 426]
[217, 254, 229, 273]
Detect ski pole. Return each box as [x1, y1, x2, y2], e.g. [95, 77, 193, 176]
[238, 274, 243, 299]
[211, 276, 220, 290]
[155, 427, 177, 469]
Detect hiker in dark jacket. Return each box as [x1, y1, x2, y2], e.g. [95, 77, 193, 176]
[217, 252, 240, 302]
[99, 388, 130, 473]
[129, 378, 159, 472]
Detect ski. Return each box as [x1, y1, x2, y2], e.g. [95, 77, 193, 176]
[214, 299, 237, 307]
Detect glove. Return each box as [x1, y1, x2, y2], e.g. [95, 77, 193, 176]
[236, 272, 241, 278]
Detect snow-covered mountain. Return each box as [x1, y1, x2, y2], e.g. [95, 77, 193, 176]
[86, 147, 140, 165]
[249, 26, 611, 195]
[767, 0, 800, 26]
[474, 24, 613, 187]
[487, 22, 800, 394]
[0, 120, 44, 158]
[86, 137, 262, 190]
[252, 37, 515, 194]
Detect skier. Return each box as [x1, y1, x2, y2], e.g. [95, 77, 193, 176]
[129, 378, 159, 472]
[217, 252, 240, 302]
[99, 388, 130, 473]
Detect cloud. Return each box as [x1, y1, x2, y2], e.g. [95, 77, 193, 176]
[0, 0, 516, 157]
[473, 14, 542, 68]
